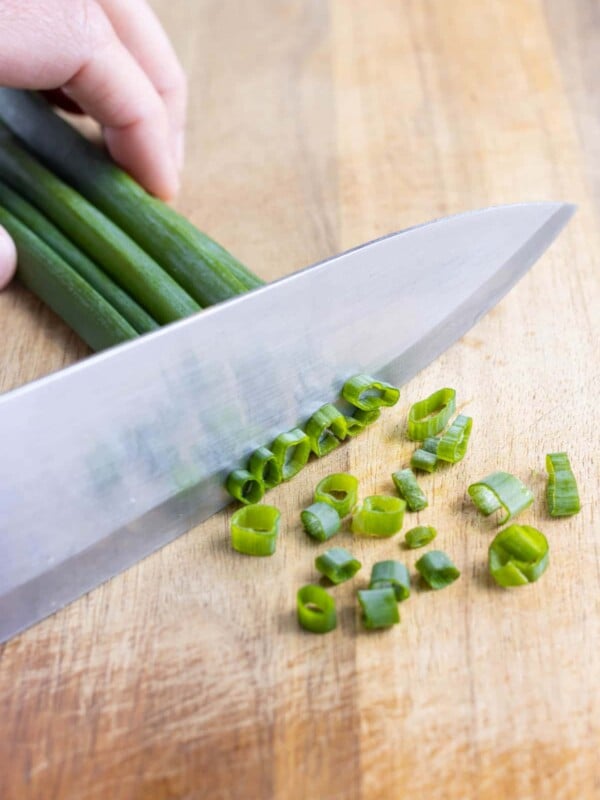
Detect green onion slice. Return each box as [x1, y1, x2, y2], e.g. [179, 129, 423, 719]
[436, 415, 473, 463]
[415, 550, 461, 589]
[225, 469, 265, 505]
[230, 504, 280, 556]
[404, 525, 437, 549]
[314, 473, 359, 517]
[248, 446, 282, 489]
[297, 584, 337, 633]
[351, 495, 406, 537]
[271, 428, 311, 481]
[546, 452, 581, 517]
[358, 587, 400, 629]
[410, 448, 438, 473]
[489, 524, 549, 587]
[468, 471, 533, 525]
[301, 502, 341, 542]
[342, 374, 400, 411]
[369, 560, 410, 601]
[315, 546, 362, 584]
[304, 403, 348, 456]
[345, 408, 382, 437]
[407, 388, 456, 440]
[392, 468, 428, 511]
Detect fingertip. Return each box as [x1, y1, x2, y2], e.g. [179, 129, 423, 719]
[103, 125, 180, 200]
[0, 226, 17, 290]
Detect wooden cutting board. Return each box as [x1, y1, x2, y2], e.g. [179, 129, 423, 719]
[1, 1, 599, 798]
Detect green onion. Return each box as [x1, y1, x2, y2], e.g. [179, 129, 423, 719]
[304, 404, 348, 456]
[297, 585, 337, 633]
[436, 415, 473, 463]
[392, 468, 428, 511]
[407, 388, 456, 440]
[410, 448, 438, 473]
[0, 204, 137, 350]
[415, 550, 461, 589]
[546, 452, 581, 517]
[351, 495, 406, 537]
[342, 374, 400, 411]
[301, 502, 341, 542]
[488, 525, 549, 587]
[248, 446, 282, 490]
[344, 408, 382, 436]
[225, 469, 265, 505]
[423, 436, 440, 454]
[314, 473, 359, 517]
[0, 125, 200, 324]
[271, 428, 311, 481]
[230, 504, 280, 556]
[358, 587, 400, 629]
[404, 525, 437, 549]
[0, 178, 158, 334]
[315, 547, 361, 584]
[468, 471, 533, 525]
[0, 89, 263, 304]
[369, 560, 410, 601]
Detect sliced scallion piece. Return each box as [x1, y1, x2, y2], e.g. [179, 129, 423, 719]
[546, 452, 581, 517]
[225, 469, 265, 505]
[345, 408, 381, 436]
[407, 388, 456, 440]
[358, 587, 400, 629]
[297, 585, 337, 633]
[304, 404, 348, 456]
[272, 428, 311, 481]
[315, 547, 362, 584]
[314, 473, 359, 518]
[230, 504, 280, 556]
[404, 525, 437, 549]
[468, 471, 533, 525]
[423, 436, 440, 455]
[436, 414, 473, 463]
[351, 495, 406, 537]
[342, 374, 400, 411]
[248, 446, 282, 489]
[392, 468, 428, 511]
[301, 502, 341, 542]
[415, 550, 460, 589]
[410, 448, 437, 473]
[369, 560, 410, 601]
[489, 525, 549, 587]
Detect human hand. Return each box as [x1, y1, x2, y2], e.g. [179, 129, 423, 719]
[0, 0, 187, 289]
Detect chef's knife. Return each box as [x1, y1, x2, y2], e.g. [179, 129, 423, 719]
[0, 202, 574, 642]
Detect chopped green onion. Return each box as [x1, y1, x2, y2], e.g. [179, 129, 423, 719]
[342, 374, 400, 411]
[436, 415, 473, 463]
[301, 502, 341, 542]
[468, 471, 533, 525]
[315, 547, 362, 584]
[230, 504, 280, 556]
[297, 585, 337, 633]
[410, 448, 438, 473]
[369, 560, 410, 601]
[271, 428, 311, 481]
[358, 587, 400, 629]
[489, 525, 549, 587]
[248, 446, 282, 490]
[225, 469, 265, 505]
[392, 468, 428, 511]
[314, 473, 359, 517]
[344, 408, 381, 436]
[415, 550, 461, 589]
[404, 525, 437, 549]
[407, 388, 456, 440]
[351, 495, 406, 537]
[423, 436, 440, 454]
[304, 404, 348, 456]
[546, 452, 581, 517]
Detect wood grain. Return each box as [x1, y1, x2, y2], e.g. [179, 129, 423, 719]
[1, 1, 599, 798]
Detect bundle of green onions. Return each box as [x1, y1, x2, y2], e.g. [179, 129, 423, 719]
[0, 89, 263, 351]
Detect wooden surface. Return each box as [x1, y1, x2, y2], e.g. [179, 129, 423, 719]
[1, 1, 600, 798]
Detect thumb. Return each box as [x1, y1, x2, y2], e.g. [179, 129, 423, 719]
[0, 224, 17, 290]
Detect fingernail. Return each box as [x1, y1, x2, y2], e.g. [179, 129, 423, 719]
[176, 132, 185, 171]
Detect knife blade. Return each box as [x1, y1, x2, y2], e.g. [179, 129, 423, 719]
[0, 202, 574, 642]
